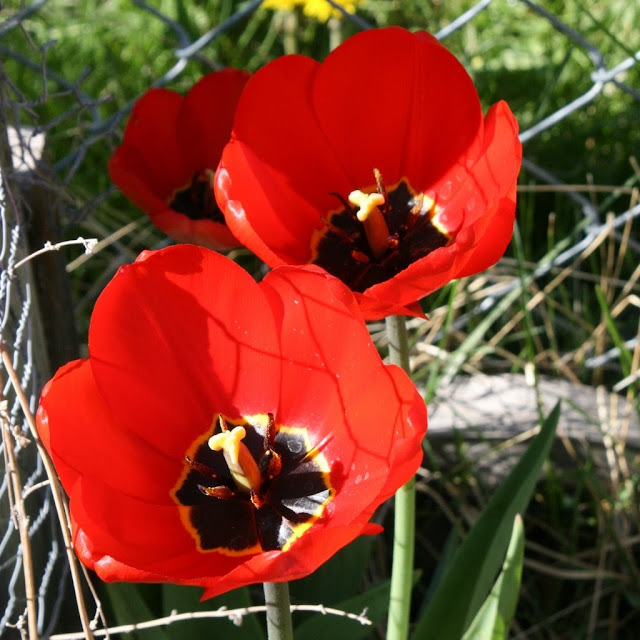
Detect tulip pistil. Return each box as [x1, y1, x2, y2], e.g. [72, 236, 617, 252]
[208, 424, 262, 495]
[348, 190, 389, 259]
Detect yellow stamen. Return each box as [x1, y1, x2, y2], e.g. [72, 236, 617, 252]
[348, 190, 390, 260]
[430, 205, 451, 237]
[208, 426, 261, 494]
[422, 193, 437, 215]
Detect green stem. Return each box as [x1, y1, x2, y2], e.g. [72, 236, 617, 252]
[386, 314, 411, 371]
[263, 581, 294, 640]
[385, 314, 415, 640]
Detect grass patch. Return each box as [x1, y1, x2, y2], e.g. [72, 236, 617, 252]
[2, 0, 639, 637]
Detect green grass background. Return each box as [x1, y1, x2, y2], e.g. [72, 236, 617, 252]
[2, 0, 639, 637]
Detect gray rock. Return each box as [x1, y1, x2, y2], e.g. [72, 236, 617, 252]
[426, 374, 640, 486]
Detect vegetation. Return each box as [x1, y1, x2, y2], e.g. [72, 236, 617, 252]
[2, 0, 639, 637]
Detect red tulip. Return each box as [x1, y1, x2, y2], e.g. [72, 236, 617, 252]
[109, 69, 249, 251]
[216, 28, 522, 319]
[37, 245, 426, 598]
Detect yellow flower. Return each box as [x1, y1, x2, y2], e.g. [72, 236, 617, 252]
[262, 0, 299, 10]
[301, 0, 360, 20]
[262, 0, 362, 21]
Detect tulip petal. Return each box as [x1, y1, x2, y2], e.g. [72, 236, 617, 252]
[178, 69, 250, 175]
[88, 245, 281, 458]
[116, 89, 189, 200]
[261, 265, 427, 528]
[108, 144, 168, 215]
[313, 28, 483, 188]
[219, 55, 352, 263]
[37, 360, 180, 502]
[109, 71, 247, 250]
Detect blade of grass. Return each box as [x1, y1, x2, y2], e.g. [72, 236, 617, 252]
[461, 515, 525, 640]
[594, 284, 634, 377]
[411, 403, 560, 640]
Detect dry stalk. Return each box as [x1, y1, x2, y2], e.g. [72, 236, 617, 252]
[66, 222, 138, 273]
[601, 212, 617, 303]
[517, 184, 638, 194]
[598, 386, 621, 492]
[491, 220, 612, 349]
[612, 195, 637, 284]
[0, 400, 39, 639]
[0, 344, 96, 640]
[511, 587, 618, 639]
[587, 507, 609, 639]
[523, 557, 628, 584]
[47, 604, 372, 639]
[414, 482, 461, 528]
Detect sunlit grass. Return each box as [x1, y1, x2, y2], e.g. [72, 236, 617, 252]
[2, 0, 639, 636]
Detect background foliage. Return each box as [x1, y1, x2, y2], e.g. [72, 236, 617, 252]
[1, 0, 639, 638]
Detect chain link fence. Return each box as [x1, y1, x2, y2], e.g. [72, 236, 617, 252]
[1, 0, 639, 637]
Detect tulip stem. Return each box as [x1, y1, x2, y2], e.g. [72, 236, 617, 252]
[263, 581, 294, 640]
[386, 314, 411, 372]
[385, 314, 415, 640]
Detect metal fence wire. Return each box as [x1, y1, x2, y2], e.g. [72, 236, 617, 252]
[1, 0, 639, 637]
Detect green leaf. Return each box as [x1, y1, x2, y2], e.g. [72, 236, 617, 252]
[161, 584, 265, 640]
[294, 579, 392, 640]
[461, 514, 525, 640]
[101, 583, 169, 640]
[289, 535, 374, 606]
[412, 402, 560, 640]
